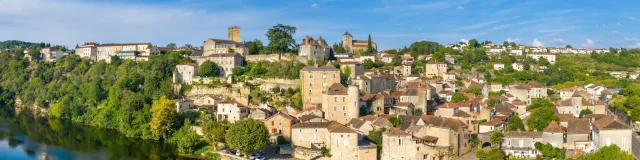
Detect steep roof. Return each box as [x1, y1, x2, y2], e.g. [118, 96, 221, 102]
[348, 118, 367, 129]
[567, 119, 590, 134]
[419, 115, 466, 131]
[452, 110, 472, 118]
[266, 112, 296, 121]
[291, 121, 357, 133]
[384, 128, 411, 136]
[343, 31, 352, 36]
[592, 116, 630, 130]
[543, 121, 563, 133]
[326, 83, 347, 95]
[480, 119, 503, 126]
[302, 65, 339, 71]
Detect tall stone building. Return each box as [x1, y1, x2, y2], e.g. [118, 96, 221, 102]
[342, 32, 377, 54]
[299, 35, 331, 61]
[322, 83, 360, 124]
[300, 62, 341, 107]
[228, 26, 241, 43]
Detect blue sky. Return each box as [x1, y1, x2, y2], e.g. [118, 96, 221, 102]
[1, 0, 640, 49]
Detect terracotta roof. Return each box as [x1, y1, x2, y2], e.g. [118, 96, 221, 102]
[291, 121, 357, 133]
[453, 110, 472, 118]
[384, 128, 411, 136]
[419, 115, 466, 131]
[512, 98, 525, 105]
[437, 103, 459, 109]
[296, 106, 317, 114]
[326, 83, 347, 95]
[480, 119, 503, 126]
[556, 114, 574, 122]
[543, 121, 563, 133]
[302, 65, 339, 71]
[266, 112, 296, 121]
[348, 118, 367, 129]
[583, 114, 607, 120]
[592, 116, 630, 130]
[299, 114, 322, 122]
[504, 131, 543, 138]
[567, 119, 590, 134]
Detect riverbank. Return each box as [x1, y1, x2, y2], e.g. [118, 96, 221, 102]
[0, 114, 204, 159]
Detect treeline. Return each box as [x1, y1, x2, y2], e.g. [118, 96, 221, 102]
[232, 60, 306, 80]
[590, 49, 640, 68]
[0, 49, 193, 141]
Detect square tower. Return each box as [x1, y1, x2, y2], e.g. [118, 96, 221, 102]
[228, 26, 241, 42]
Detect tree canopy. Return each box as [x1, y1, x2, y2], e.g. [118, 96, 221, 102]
[225, 119, 269, 156]
[506, 116, 524, 131]
[265, 24, 297, 54]
[198, 60, 220, 77]
[577, 144, 633, 160]
[451, 92, 469, 103]
[527, 107, 560, 132]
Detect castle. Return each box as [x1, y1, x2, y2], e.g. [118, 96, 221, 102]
[342, 31, 377, 54]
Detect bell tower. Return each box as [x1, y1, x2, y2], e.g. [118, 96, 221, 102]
[228, 26, 241, 42]
[342, 31, 353, 52]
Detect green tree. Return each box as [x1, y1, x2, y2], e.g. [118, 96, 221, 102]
[265, 24, 297, 54]
[198, 60, 220, 77]
[466, 86, 482, 96]
[342, 66, 352, 84]
[412, 108, 423, 116]
[389, 117, 403, 127]
[366, 34, 374, 54]
[506, 116, 524, 131]
[391, 54, 402, 66]
[169, 120, 203, 154]
[451, 92, 469, 103]
[433, 52, 445, 62]
[527, 98, 554, 110]
[566, 44, 572, 49]
[475, 150, 487, 159]
[579, 108, 593, 118]
[202, 122, 226, 150]
[225, 119, 269, 156]
[534, 142, 566, 159]
[577, 144, 633, 160]
[228, 47, 236, 53]
[150, 96, 178, 140]
[489, 130, 503, 148]
[527, 107, 560, 132]
[249, 39, 263, 55]
[366, 128, 385, 157]
[485, 149, 505, 160]
[166, 43, 177, 49]
[487, 99, 501, 107]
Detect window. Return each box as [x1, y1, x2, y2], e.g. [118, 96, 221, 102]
[335, 97, 338, 102]
[309, 74, 314, 79]
[322, 74, 326, 78]
[322, 82, 326, 86]
[344, 139, 349, 146]
[271, 121, 274, 126]
[343, 106, 346, 110]
[343, 97, 346, 102]
[507, 140, 511, 146]
[334, 106, 337, 111]
[607, 138, 611, 145]
[309, 82, 313, 87]
[398, 138, 403, 145]
[336, 139, 340, 146]
[314, 133, 318, 140]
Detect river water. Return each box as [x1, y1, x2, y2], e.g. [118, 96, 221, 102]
[0, 117, 188, 160]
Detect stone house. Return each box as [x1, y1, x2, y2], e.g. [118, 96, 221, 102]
[299, 36, 331, 61]
[175, 99, 195, 112]
[322, 83, 360, 124]
[479, 119, 503, 133]
[96, 43, 158, 63]
[360, 93, 387, 115]
[193, 53, 244, 77]
[215, 100, 249, 123]
[342, 32, 377, 54]
[502, 131, 543, 158]
[389, 102, 415, 116]
[202, 38, 247, 56]
[299, 114, 327, 122]
[360, 115, 394, 130]
[250, 108, 273, 121]
[413, 115, 470, 157]
[300, 62, 341, 106]
[591, 116, 632, 152]
[75, 43, 98, 61]
[340, 62, 364, 80]
[542, 121, 564, 147]
[425, 61, 447, 78]
[291, 121, 377, 160]
[355, 74, 396, 95]
[382, 128, 446, 160]
[567, 119, 590, 150]
[173, 64, 198, 84]
[348, 118, 374, 135]
[264, 112, 298, 143]
[556, 92, 606, 117]
[508, 81, 548, 104]
[41, 47, 65, 62]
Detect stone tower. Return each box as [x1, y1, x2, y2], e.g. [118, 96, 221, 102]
[347, 85, 360, 121]
[342, 31, 353, 52]
[228, 26, 241, 42]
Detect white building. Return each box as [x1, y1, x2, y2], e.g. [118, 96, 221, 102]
[173, 64, 198, 84]
[494, 63, 505, 70]
[75, 43, 98, 61]
[527, 54, 556, 64]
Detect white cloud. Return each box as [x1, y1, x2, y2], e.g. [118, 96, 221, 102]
[459, 39, 469, 44]
[538, 26, 580, 33]
[631, 16, 640, 21]
[532, 39, 544, 47]
[624, 38, 640, 48]
[0, 0, 282, 47]
[616, 22, 623, 26]
[456, 6, 464, 10]
[582, 39, 595, 47]
[311, 3, 318, 8]
[507, 37, 522, 44]
[601, 24, 606, 27]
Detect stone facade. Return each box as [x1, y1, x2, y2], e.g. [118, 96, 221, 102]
[340, 62, 364, 80]
[502, 131, 543, 158]
[265, 112, 298, 142]
[342, 32, 377, 54]
[425, 62, 447, 78]
[228, 26, 241, 43]
[173, 64, 198, 84]
[322, 83, 360, 124]
[202, 38, 248, 56]
[192, 53, 244, 77]
[215, 100, 249, 123]
[300, 63, 341, 107]
[291, 121, 377, 160]
[299, 36, 331, 61]
[75, 43, 98, 61]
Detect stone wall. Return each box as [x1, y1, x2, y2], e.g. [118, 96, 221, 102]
[252, 78, 300, 92]
[186, 85, 250, 105]
[293, 146, 324, 160]
[244, 54, 308, 63]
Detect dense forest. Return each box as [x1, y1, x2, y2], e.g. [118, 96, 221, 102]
[0, 48, 193, 141]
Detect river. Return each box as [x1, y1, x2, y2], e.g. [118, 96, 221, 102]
[0, 116, 190, 160]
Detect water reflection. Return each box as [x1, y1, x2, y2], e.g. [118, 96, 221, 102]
[0, 116, 192, 160]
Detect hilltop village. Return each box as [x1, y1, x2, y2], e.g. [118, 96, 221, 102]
[1, 24, 638, 160]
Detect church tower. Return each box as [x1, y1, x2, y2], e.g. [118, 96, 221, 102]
[228, 26, 241, 42]
[342, 31, 353, 52]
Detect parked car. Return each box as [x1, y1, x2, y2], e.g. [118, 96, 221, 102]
[250, 153, 261, 159]
[225, 149, 232, 154]
[235, 151, 242, 156]
[255, 156, 266, 160]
